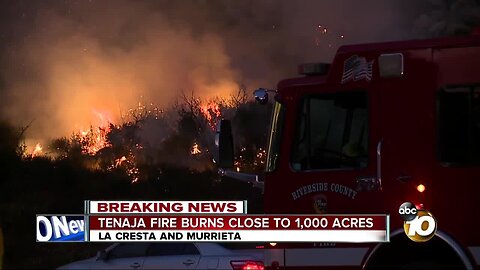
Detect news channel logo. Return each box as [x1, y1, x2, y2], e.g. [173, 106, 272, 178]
[398, 202, 437, 242]
[36, 215, 86, 242]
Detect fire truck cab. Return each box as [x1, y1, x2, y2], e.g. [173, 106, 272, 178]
[219, 35, 480, 269]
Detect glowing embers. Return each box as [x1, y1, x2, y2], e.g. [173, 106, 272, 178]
[191, 142, 202, 155]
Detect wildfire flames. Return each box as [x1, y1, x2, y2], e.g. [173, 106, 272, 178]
[200, 102, 222, 130]
[31, 143, 43, 157]
[19, 93, 264, 184]
[115, 156, 127, 167]
[77, 125, 112, 155]
[69, 110, 115, 156]
[191, 142, 202, 155]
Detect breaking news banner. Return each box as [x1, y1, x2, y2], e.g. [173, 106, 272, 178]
[86, 200, 247, 214]
[36, 215, 86, 242]
[88, 215, 389, 243]
[36, 201, 390, 243]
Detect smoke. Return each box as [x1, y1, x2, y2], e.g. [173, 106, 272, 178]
[412, 0, 480, 37]
[0, 0, 417, 146]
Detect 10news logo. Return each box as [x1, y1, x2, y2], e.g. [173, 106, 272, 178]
[398, 202, 437, 242]
[36, 215, 85, 242]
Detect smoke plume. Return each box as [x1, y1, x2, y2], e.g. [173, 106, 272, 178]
[0, 0, 418, 146]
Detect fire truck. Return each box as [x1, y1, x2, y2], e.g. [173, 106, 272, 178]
[217, 33, 480, 270]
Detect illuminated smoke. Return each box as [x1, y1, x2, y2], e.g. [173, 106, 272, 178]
[0, 0, 415, 147]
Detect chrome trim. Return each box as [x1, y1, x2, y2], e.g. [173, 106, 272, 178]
[219, 169, 264, 190]
[356, 176, 378, 191]
[436, 231, 474, 270]
[362, 229, 474, 270]
[376, 139, 383, 190]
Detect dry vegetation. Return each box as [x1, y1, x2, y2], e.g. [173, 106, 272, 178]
[0, 90, 271, 269]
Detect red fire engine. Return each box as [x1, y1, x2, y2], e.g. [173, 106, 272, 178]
[217, 33, 480, 269]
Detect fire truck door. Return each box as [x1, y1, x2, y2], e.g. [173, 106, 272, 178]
[376, 50, 436, 226]
[288, 87, 383, 215]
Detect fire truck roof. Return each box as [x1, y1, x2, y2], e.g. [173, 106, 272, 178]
[277, 74, 327, 90]
[338, 35, 480, 54]
[277, 35, 480, 91]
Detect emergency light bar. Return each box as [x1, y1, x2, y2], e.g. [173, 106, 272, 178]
[298, 63, 330, 75]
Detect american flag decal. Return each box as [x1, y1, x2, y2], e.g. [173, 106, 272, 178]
[341, 55, 374, 84]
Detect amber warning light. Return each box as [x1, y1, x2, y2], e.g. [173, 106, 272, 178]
[416, 184, 426, 193]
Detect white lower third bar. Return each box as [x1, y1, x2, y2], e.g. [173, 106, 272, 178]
[89, 230, 387, 242]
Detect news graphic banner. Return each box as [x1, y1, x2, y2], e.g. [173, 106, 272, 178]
[36, 215, 86, 242]
[88, 215, 388, 242]
[37, 200, 390, 243]
[87, 200, 247, 214]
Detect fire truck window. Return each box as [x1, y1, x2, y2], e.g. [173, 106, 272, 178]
[439, 86, 480, 164]
[292, 92, 368, 170]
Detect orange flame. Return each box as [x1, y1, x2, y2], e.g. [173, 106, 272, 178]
[32, 143, 43, 157]
[76, 110, 112, 155]
[200, 102, 221, 130]
[115, 156, 127, 167]
[77, 125, 112, 155]
[191, 142, 201, 155]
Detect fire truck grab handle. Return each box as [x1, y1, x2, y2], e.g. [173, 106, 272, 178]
[376, 139, 383, 190]
[357, 139, 383, 191]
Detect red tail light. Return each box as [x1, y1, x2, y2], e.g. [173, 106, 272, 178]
[230, 260, 265, 270]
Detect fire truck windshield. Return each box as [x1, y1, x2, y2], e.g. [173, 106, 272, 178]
[266, 101, 285, 172]
[291, 91, 368, 170]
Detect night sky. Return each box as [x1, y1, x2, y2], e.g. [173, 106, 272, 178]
[0, 0, 469, 144]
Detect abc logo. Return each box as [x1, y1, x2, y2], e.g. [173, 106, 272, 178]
[398, 202, 437, 242]
[398, 202, 417, 221]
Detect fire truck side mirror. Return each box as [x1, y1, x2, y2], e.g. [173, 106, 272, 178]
[215, 119, 234, 169]
[254, 88, 269, 105]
